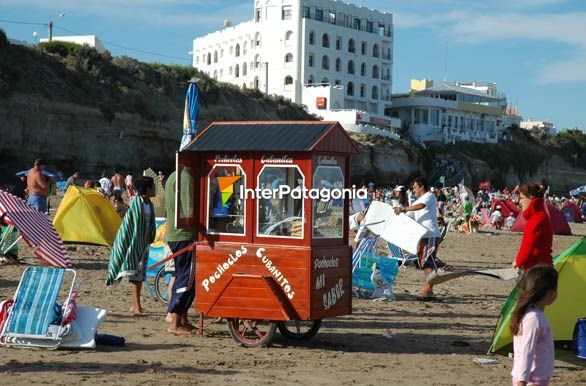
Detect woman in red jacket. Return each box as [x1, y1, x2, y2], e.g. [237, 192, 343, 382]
[514, 181, 553, 271]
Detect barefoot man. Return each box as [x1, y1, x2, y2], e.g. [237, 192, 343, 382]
[106, 177, 156, 315]
[164, 169, 196, 334]
[26, 159, 49, 213]
[111, 168, 125, 193]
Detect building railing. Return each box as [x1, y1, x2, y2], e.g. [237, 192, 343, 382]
[381, 53, 391, 60]
[381, 74, 390, 81]
[302, 7, 392, 37]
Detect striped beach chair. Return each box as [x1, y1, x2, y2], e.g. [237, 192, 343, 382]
[0, 267, 76, 349]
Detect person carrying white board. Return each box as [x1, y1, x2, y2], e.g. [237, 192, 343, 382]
[394, 177, 441, 300]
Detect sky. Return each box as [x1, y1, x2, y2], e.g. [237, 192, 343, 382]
[1, 0, 585, 131]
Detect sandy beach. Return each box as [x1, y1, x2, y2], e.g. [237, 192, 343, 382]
[1, 224, 585, 385]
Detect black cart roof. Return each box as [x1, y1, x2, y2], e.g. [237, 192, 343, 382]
[182, 121, 359, 155]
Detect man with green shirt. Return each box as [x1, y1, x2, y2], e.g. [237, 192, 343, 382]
[462, 196, 473, 233]
[165, 170, 197, 335]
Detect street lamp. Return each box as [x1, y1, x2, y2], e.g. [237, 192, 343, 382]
[48, 12, 65, 42]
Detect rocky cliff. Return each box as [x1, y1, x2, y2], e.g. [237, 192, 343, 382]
[0, 42, 313, 177]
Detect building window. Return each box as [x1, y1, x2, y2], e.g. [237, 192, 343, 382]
[284, 76, 293, 85]
[285, 31, 293, 45]
[220, 49, 224, 57]
[195, 56, 199, 64]
[308, 75, 314, 85]
[360, 63, 366, 76]
[322, 55, 329, 70]
[254, 76, 259, 89]
[335, 79, 341, 86]
[285, 53, 293, 63]
[373, 44, 379, 58]
[243, 62, 247, 76]
[347, 81, 354, 96]
[243, 41, 247, 55]
[378, 22, 385, 36]
[329, 11, 336, 24]
[353, 18, 361, 30]
[347, 60, 355, 74]
[371, 86, 378, 99]
[255, 32, 261, 47]
[348, 39, 355, 53]
[321, 77, 328, 84]
[213, 70, 217, 79]
[254, 54, 260, 68]
[207, 53, 211, 65]
[414, 109, 429, 125]
[315, 8, 323, 21]
[309, 31, 315, 45]
[309, 53, 314, 67]
[335, 58, 341, 72]
[372, 65, 379, 79]
[235, 44, 240, 57]
[335, 37, 341, 50]
[255, 8, 261, 22]
[302, 6, 310, 18]
[322, 33, 329, 48]
[361, 41, 367, 55]
[235, 64, 239, 77]
[229, 66, 233, 76]
[360, 84, 365, 98]
[282, 5, 292, 20]
[366, 20, 373, 33]
[214, 51, 218, 63]
[220, 69, 224, 78]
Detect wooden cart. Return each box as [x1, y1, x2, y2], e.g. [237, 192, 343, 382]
[177, 121, 359, 347]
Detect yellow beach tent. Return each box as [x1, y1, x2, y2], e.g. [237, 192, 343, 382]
[53, 186, 122, 246]
[490, 237, 586, 353]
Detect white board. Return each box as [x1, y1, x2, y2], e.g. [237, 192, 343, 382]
[363, 201, 428, 255]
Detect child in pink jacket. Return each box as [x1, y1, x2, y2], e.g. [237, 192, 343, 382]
[510, 265, 558, 386]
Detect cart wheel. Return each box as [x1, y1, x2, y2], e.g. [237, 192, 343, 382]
[277, 319, 322, 340]
[154, 267, 172, 304]
[227, 318, 276, 348]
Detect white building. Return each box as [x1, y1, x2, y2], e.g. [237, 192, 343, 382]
[39, 35, 109, 54]
[386, 79, 523, 144]
[193, 0, 394, 121]
[520, 119, 556, 136]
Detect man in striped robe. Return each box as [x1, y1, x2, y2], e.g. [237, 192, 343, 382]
[106, 177, 156, 315]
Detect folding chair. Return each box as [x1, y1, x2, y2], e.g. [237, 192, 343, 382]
[387, 239, 438, 270]
[0, 224, 20, 263]
[0, 267, 76, 349]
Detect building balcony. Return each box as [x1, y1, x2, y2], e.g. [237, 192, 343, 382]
[382, 53, 391, 60]
[381, 74, 391, 81]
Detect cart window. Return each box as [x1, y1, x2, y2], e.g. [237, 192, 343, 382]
[312, 166, 344, 238]
[257, 166, 304, 238]
[207, 165, 246, 235]
[175, 151, 197, 228]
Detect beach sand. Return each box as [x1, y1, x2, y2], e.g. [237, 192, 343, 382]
[1, 223, 585, 385]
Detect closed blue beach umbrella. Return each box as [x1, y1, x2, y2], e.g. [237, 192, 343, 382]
[180, 78, 201, 150]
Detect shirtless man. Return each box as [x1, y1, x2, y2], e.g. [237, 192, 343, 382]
[111, 168, 125, 193]
[27, 159, 49, 213]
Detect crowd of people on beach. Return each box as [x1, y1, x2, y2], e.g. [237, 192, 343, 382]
[351, 175, 563, 385]
[2, 156, 585, 385]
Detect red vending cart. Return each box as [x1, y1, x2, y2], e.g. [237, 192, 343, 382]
[176, 121, 359, 347]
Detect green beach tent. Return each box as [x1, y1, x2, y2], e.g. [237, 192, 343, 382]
[489, 237, 586, 354]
